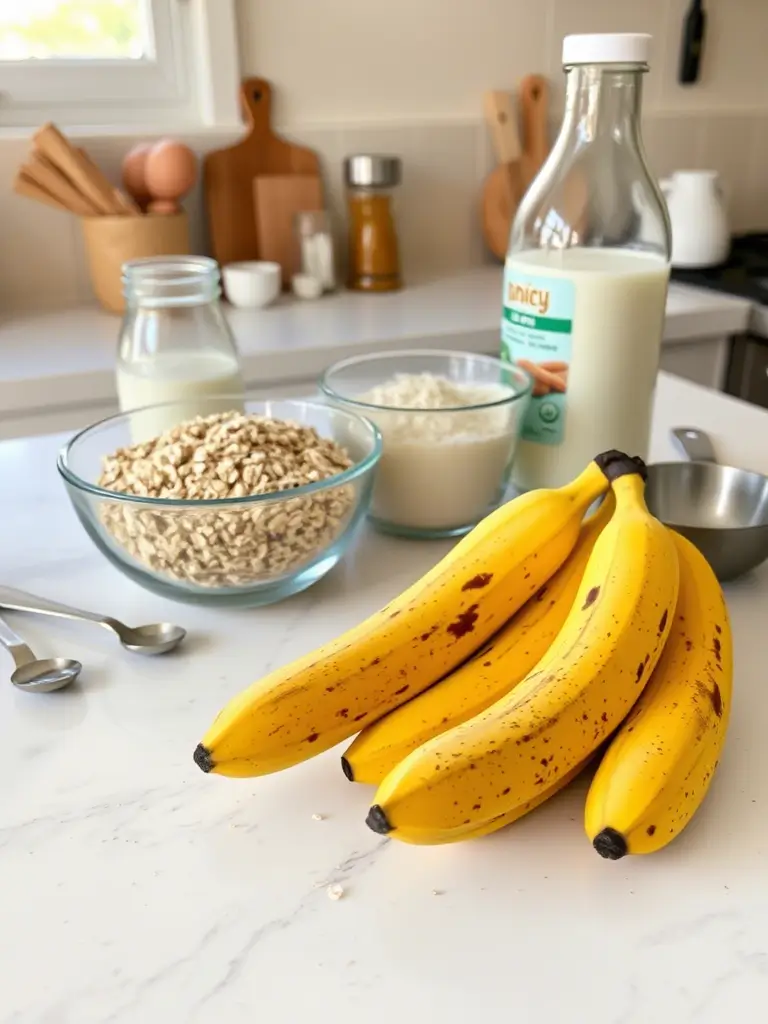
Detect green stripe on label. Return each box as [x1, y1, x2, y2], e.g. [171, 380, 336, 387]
[504, 308, 573, 333]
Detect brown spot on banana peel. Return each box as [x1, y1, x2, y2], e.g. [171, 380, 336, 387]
[582, 586, 600, 610]
[462, 573, 493, 591]
[658, 609, 668, 633]
[694, 680, 723, 719]
[710, 682, 723, 718]
[446, 604, 480, 639]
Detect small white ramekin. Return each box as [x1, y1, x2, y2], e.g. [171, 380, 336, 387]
[222, 261, 282, 308]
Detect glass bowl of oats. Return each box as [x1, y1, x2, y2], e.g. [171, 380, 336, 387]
[57, 399, 382, 607]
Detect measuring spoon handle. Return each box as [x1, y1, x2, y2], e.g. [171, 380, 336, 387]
[0, 613, 37, 670]
[0, 586, 107, 629]
[671, 427, 718, 464]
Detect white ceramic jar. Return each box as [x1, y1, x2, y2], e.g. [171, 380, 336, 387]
[661, 170, 731, 269]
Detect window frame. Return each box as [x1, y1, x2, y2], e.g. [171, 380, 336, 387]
[0, 0, 241, 130]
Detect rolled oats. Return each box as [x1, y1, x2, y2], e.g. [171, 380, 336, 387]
[97, 411, 356, 589]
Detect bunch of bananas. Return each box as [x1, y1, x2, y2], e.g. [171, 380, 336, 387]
[195, 449, 732, 860]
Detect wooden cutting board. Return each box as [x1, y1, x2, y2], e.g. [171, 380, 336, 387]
[481, 90, 526, 261]
[204, 78, 321, 267]
[253, 175, 323, 286]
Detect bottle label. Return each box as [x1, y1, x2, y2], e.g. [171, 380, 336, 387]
[501, 265, 574, 446]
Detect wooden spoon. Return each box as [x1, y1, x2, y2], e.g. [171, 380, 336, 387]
[519, 75, 550, 189]
[480, 91, 526, 261]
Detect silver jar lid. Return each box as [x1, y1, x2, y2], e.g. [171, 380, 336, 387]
[344, 155, 401, 189]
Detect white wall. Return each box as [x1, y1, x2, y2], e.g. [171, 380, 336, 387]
[237, 0, 768, 127]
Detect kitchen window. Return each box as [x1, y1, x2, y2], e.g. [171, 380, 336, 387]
[0, 0, 240, 129]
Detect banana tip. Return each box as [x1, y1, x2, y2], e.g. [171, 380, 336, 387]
[366, 804, 393, 835]
[340, 756, 354, 782]
[593, 827, 628, 860]
[193, 743, 215, 774]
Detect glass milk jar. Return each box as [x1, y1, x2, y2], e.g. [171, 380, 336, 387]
[117, 257, 244, 439]
[502, 34, 672, 491]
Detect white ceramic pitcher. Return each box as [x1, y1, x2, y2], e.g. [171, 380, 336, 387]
[661, 170, 730, 268]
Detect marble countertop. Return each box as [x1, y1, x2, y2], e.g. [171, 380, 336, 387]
[1, 373, 767, 1023]
[0, 269, 753, 419]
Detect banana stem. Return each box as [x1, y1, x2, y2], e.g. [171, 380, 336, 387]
[611, 473, 649, 512]
[561, 460, 611, 507]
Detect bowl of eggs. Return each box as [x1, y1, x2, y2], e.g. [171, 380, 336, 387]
[80, 139, 199, 314]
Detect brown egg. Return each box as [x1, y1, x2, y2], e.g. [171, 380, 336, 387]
[145, 140, 197, 203]
[147, 199, 179, 215]
[122, 143, 153, 205]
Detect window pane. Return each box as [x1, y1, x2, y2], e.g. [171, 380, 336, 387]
[0, 0, 146, 60]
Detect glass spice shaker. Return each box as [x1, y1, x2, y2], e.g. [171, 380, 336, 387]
[344, 155, 402, 292]
[296, 210, 336, 291]
[116, 256, 244, 439]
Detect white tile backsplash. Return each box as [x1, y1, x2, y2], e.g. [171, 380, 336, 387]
[237, 0, 552, 125]
[697, 116, 760, 234]
[1, 108, 765, 312]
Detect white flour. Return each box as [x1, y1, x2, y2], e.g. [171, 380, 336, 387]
[357, 373, 520, 532]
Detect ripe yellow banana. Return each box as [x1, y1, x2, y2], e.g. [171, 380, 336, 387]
[342, 495, 615, 785]
[388, 755, 593, 845]
[194, 458, 611, 778]
[585, 530, 732, 859]
[366, 461, 679, 842]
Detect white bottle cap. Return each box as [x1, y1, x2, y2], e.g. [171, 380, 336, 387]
[563, 33, 652, 67]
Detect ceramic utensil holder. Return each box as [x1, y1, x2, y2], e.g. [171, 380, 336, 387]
[80, 212, 191, 313]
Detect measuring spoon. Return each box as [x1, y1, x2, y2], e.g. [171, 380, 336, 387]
[0, 587, 186, 656]
[0, 613, 81, 693]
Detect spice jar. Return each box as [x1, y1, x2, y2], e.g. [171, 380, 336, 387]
[296, 210, 336, 292]
[344, 155, 402, 292]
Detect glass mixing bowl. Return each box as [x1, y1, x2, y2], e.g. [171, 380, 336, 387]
[321, 350, 532, 538]
[58, 398, 382, 607]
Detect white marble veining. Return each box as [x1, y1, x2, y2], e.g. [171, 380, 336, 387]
[1, 374, 768, 1023]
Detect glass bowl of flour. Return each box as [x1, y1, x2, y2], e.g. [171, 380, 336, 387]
[321, 350, 532, 538]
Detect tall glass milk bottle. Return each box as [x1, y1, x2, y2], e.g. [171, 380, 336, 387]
[501, 34, 671, 490]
